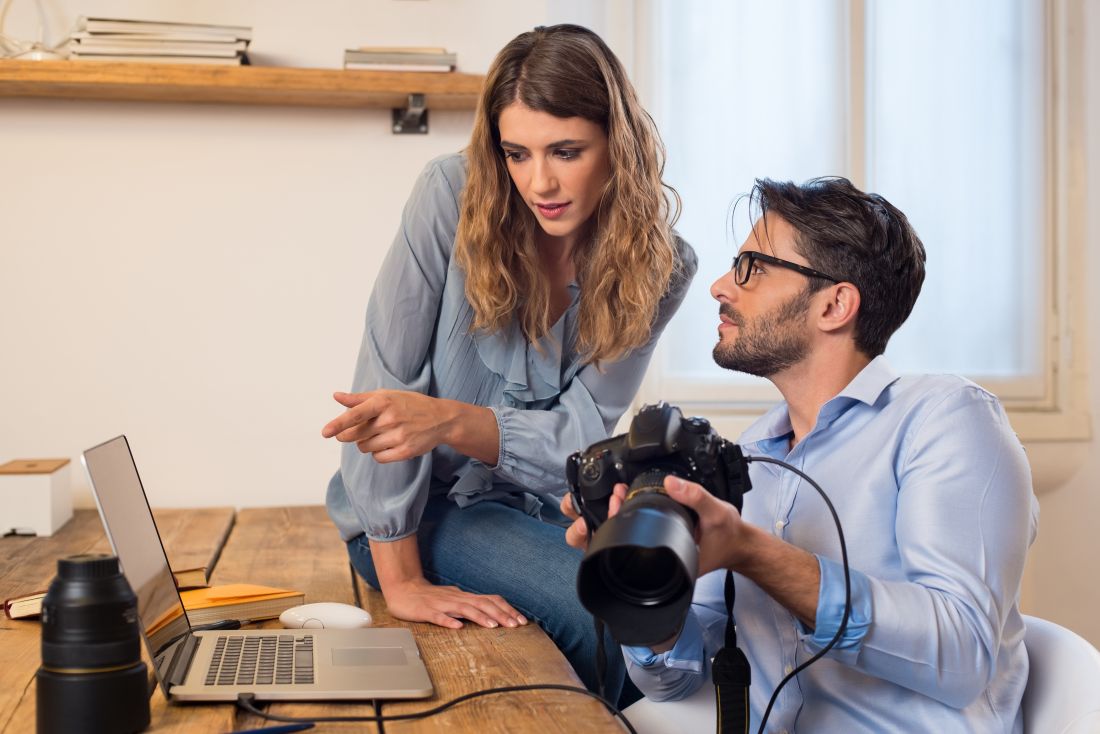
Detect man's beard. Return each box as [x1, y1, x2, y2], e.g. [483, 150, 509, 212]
[712, 288, 815, 377]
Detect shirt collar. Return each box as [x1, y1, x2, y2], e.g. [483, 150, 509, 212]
[830, 354, 899, 409]
[739, 355, 900, 447]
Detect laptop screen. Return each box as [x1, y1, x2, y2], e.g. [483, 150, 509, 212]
[82, 436, 192, 664]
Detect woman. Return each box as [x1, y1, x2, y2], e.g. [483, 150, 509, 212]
[322, 24, 696, 704]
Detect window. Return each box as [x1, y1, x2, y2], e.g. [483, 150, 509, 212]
[631, 0, 1089, 440]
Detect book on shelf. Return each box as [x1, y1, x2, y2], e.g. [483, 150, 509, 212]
[344, 50, 456, 65]
[69, 16, 251, 65]
[344, 62, 452, 73]
[180, 583, 304, 626]
[72, 31, 245, 43]
[70, 38, 247, 57]
[75, 16, 252, 42]
[68, 53, 245, 66]
[343, 48, 456, 72]
[355, 46, 448, 54]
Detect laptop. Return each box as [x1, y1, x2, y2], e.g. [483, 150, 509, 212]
[82, 435, 433, 702]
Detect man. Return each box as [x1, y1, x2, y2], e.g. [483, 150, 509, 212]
[563, 177, 1038, 732]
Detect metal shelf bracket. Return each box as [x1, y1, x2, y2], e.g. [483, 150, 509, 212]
[392, 93, 428, 134]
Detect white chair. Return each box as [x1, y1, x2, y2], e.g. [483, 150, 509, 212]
[1022, 614, 1100, 734]
[621, 616, 1100, 734]
[622, 682, 715, 734]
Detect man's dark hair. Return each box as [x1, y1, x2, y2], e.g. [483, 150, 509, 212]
[751, 177, 927, 357]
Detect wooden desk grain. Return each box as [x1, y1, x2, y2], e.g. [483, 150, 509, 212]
[0, 508, 235, 733]
[1, 506, 624, 733]
[210, 507, 621, 733]
[352, 573, 620, 732]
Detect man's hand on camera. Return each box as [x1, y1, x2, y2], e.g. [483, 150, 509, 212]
[668, 474, 822, 626]
[661, 475, 755, 576]
[561, 484, 627, 550]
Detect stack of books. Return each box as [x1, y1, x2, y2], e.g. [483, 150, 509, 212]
[344, 46, 456, 72]
[5, 582, 303, 624]
[4, 565, 212, 620]
[68, 17, 252, 65]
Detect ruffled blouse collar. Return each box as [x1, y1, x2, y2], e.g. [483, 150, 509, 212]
[471, 283, 580, 407]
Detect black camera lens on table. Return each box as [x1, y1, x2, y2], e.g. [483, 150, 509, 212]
[567, 402, 752, 646]
[36, 554, 150, 734]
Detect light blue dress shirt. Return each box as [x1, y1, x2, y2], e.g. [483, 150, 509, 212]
[327, 153, 697, 542]
[624, 357, 1038, 733]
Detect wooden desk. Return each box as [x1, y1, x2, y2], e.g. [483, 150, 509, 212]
[0, 507, 621, 733]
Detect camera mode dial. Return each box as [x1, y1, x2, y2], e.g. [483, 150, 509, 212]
[682, 416, 710, 434]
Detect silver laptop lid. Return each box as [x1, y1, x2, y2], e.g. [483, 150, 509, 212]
[82, 435, 193, 691]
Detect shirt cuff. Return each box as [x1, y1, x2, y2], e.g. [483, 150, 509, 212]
[623, 613, 706, 674]
[486, 406, 505, 471]
[799, 554, 872, 664]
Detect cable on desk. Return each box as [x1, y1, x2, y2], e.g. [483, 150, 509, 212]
[236, 684, 637, 733]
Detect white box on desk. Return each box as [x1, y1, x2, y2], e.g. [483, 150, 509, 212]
[0, 459, 72, 536]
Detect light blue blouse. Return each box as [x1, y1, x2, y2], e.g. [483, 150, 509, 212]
[326, 153, 697, 542]
[624, 357, 1038, 733]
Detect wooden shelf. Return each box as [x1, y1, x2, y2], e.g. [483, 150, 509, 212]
[0, 60, 484, 110]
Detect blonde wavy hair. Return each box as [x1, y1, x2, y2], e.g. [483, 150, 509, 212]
[455, 24, 682, 366]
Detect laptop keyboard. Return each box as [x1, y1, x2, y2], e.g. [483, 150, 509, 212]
[205, 634, 315, 686]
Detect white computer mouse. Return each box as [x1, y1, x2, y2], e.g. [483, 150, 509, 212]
[279, 602, 373, 629]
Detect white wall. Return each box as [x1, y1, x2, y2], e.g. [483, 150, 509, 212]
[0, 0, 554, 511]
[2, 1, 1098, 644]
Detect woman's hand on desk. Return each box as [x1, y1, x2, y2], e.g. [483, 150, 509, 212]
[383, 577, 528, 630]
[370, 536, 526, 630]
[322, 390, 500, 466]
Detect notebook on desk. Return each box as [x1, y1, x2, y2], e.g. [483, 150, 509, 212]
[82, 435, 433, 702]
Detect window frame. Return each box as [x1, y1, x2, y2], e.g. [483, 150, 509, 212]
[624, 0, 1091, 443]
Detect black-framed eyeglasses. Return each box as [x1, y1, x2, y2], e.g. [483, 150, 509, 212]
[732, 251, 841, 286]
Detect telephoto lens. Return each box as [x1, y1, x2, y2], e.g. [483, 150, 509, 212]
[36, 554, 150, 734]
[577, 468, 700, 646]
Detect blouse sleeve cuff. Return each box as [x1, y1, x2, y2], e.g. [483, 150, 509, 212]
[486, 405, 510, 473]
[798, 554, 873, 664]
[363, 527, 421, 543]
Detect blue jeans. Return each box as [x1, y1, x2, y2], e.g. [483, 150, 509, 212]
[345, 494, 640, 707]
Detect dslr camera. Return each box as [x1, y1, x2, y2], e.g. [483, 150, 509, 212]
[567, 402, 751, 646]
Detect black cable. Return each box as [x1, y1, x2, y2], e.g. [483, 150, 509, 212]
[235, 684, 638, 733]
[373, 699, 385, 734]
[745, 456, 851, 734]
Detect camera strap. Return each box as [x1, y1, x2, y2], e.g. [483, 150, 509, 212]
[712, 569, 751, 734]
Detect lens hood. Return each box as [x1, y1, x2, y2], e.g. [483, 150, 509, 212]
[576, 492, 699, 646]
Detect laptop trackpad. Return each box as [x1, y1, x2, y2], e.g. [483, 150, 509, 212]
[332, 647, 407, 666]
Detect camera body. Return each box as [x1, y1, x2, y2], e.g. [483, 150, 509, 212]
[566, 403, 751, 645]
[567, 402, 751, 528]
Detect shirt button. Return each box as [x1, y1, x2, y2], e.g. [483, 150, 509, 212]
[784, 664, 793, 675]
[774, 520, 785, 531]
